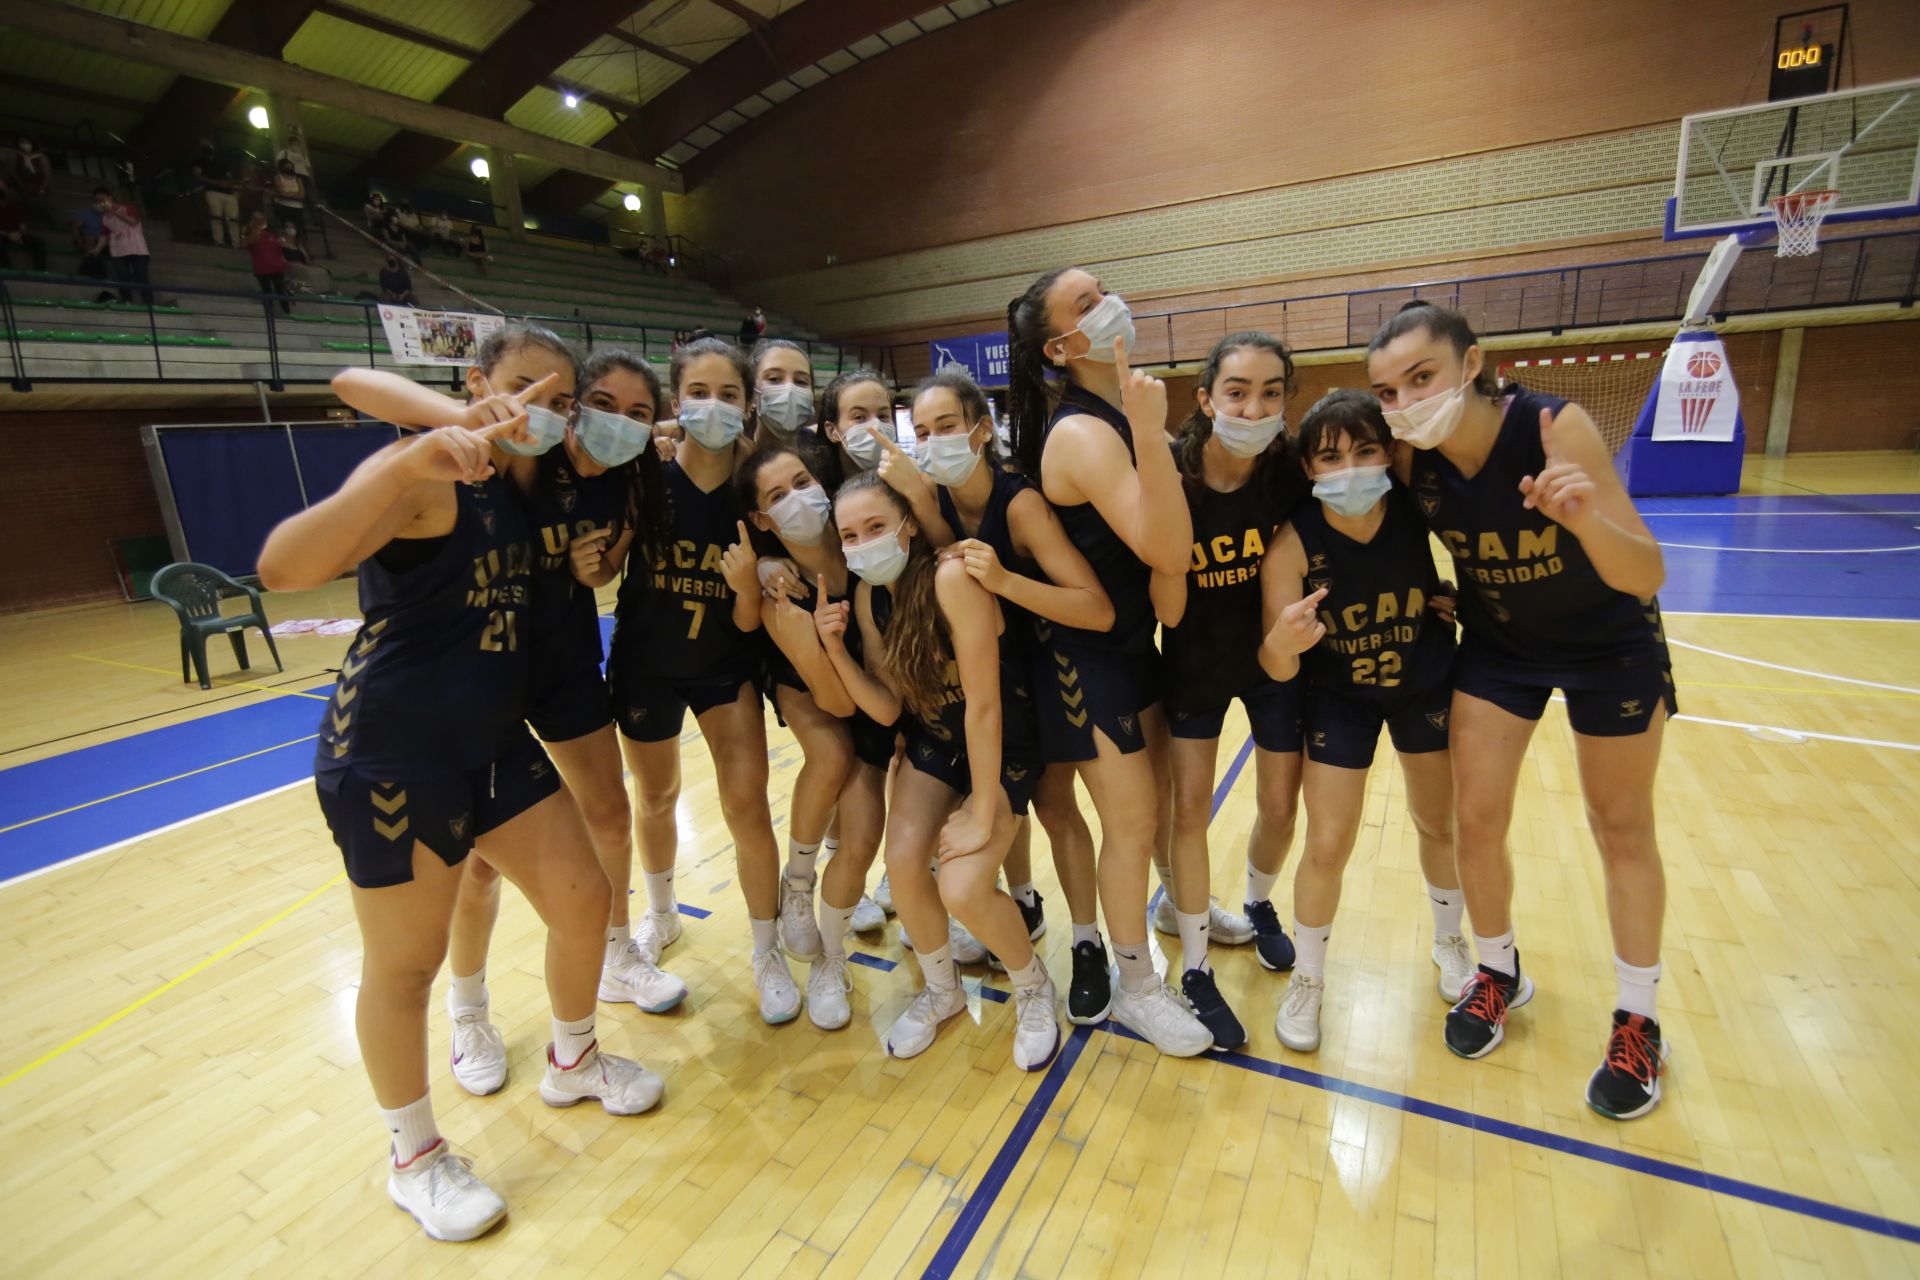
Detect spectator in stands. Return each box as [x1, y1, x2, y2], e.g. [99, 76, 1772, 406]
[243, 211, 293, 315]
[393, 201, 431, 260]
[10, 137, 52, 217]
[191, 138, 241, 248]
[380, 207, 416, 264]
[378, 252, 414, 306]
[427, 209, 459, 256]
[270, 158, 306, 232]
[465, 222, 491, 274]
[671, 328, 690, 356]
[274, 126, 313, 189]
[95, 187, 154, 308]
[69, 198, 113, 299]
[0, 180, 48, 272]
[281, 222, 333, 295]
[362, 191, 387, 233]
[737, 305, 767, 346]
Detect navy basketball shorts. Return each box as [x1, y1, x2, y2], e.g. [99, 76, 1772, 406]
[316, 729, 562, 889]
[527, 661, 615, 744]
[850, 710, 900, 770]
[1454, 652, 1678, 738]
[610, 669, 756, 743]
[1305, 681, 1452, 770]
[902, 729, 1040, 816]
[1167, 674, 1305, 753]
[1033, 638, 1159, 762]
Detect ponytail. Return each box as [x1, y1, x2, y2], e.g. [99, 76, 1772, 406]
[1005, 268, 1067, 475]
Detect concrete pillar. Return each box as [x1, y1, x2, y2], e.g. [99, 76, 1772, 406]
[1766, 327, 1804, 459]
[642, 184, 668, 239]
[266, 93, 304, 166]
[487, 146, 525, 241]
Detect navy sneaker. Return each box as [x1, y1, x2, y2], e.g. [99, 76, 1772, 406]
[1585, 1010, 1667, 1120]
[1017, 889, 1046, 941]
[1246, 899, 1295, 972]
[1444, 956, 1535, 1060]
[1180, 967, 1245, 1051]
[1067, 938, 1112, 1025]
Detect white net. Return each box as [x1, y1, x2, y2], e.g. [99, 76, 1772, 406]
[1499, 354, 1663, 456]
[1769, 189, 1840, 257]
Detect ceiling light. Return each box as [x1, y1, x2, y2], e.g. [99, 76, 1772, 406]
[470, 156, 490, 180]
[247, 105, 269, 130]
[564, 92, 580, 109]
[622, 192, 641, 212]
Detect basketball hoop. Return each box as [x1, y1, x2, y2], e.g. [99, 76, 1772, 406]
[1768, 189, 1839, 257]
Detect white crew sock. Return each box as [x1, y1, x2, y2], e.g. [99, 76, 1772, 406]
[550, 1012, 596, 1069]
[1112, 940, 1156, 993]
[750, 915, 779, 955]
[606, 922, 631, 955]
[644, 868, 677, 915]
[1007, 952, 1048, 989]
[1175, 907, 1211, 975]
[786, 838, 821, 882]
[1010, 881, 1038, 909]
[1615, 956, 1661, 1019]
[449, 967, 486, 1011]
[1072, 922, 1101, 948]
[1427, 881, 1465, 940]
[915, 941, 958, 992]
[381, 1093, 441, 1165]
[819, 898, 856, 960]
[1293, 919, 1332, 981]
[1246, 862, 1280, 907]
[1475, 929, 1518, 978]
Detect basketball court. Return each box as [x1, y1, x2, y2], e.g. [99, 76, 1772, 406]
[2, 2, 1919, 1277]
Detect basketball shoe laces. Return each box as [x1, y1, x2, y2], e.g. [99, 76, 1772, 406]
[1604, 1018, 1659, 1085]
[1458, 970, 1512, 1025]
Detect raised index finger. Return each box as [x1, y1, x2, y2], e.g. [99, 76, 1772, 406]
[814, 573, 829, 609]
[1113, 335, 1131, 379]
[514, 372, 560, 405]
[735, 519, 750, 546]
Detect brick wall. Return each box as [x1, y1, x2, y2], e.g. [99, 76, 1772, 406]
[1791, 323, 1920, 451]
[671, 0, 1920, 338]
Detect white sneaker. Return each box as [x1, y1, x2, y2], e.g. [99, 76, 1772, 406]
[1432, 934, 1475, 1003]
[449, 1005, 506, 1096]
[388, 1141, 507, 1242]
[1011, 973, 1062, 1071]
[1150, 895, 1255, 945]
[779, 874, 823, 959]
[873, 873, 895, 914]
[948, 917, 987, 965]
[599, 940, 689, 1013]
[807, 953, 853, 1030]
[1275, 971, 1325, 1051]
[850, 895, 886, 933]
[633, 909, 683, 963]
[754, 945, 802, 1024]
[539, 1045, 664, 1115]
[885, 982, 967, 1059]
[1110, 978, 1212, 1057]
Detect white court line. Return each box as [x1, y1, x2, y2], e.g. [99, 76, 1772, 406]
[1663, 610, 1918, 623]
[0, 779, 308, 892]
[1643, 510, 1920, 518]
[1656, 541, 1920, 554]
[1672, 713, 1920, 753]
[1668, 638, 1920, 695]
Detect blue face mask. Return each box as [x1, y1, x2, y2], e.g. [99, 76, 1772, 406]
[679, 398, 744, 452]
[1312, 464, 1393, 518]
[495, 403, 567, 456]
[843, 525, 909, 586]
[574, 403, 649, 467]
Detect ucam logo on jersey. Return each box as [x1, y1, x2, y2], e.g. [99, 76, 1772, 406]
[1651, 335, 1740, 442]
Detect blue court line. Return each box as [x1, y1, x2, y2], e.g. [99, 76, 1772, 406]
[677, 903, 712, 920]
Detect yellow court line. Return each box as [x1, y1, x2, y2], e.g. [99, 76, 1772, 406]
[0, 872, 345, 1089]
[69, 653, 333, 701]
[0, 734, 320, 836]
[1685, 679, 1920, 702]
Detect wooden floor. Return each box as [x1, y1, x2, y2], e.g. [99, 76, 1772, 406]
[1, 454, 1917, 1278]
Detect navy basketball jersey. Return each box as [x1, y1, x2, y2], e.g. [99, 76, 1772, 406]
[937, 464, 1043, 646]
[869, 580, 1040, 762]
[1039, 384, 1154, 655]
[1162, 474, 1293, 710]
[1292, 485, 1455, 709]
[318, 475, 532, 776]
[1408, 386, 1668, 678]
[524, 453, 624, 666]
[762, 568, 858, 694]
[611, 458, 753, 681]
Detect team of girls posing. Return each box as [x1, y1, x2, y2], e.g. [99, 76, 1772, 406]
[264, 268, 1675, 1242]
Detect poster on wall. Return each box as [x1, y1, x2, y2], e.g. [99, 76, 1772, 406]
[1650, 334, 1740, 442]
[928, 331, 1011, 386]
[377, 306, 506, 366]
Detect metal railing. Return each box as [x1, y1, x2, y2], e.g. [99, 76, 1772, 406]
[867, 229, 1920, 387]
[0, 269, 877, 393]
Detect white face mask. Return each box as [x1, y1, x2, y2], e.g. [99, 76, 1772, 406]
[495, 403, 567, 456]
[1057, 293, 1136, 365]
[574, 403, 649, 467]
[1311, 463, 1393, 518]
[1383, 380, 1469, 449]
[841, 422, 887, 471]
[756, 382, 813, 437]
[1210, 409, 1285, 458]
[842, 525, 909, 586]
[921, 431, 984, 487]
[679, 398, 744, 452]
[765, 485, 832, 546]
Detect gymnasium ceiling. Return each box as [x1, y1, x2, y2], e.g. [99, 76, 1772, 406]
[0, 0, 1020, 219]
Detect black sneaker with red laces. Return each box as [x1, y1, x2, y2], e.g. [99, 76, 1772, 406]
[1585, 1010, 1668, 1120]
[1443, 956, 1535, 1059]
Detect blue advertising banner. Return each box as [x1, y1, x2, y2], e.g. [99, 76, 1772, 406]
[928, 331, 1011, 385]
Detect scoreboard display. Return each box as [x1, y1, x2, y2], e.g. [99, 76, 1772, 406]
[1769, 5, 1846, 102]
